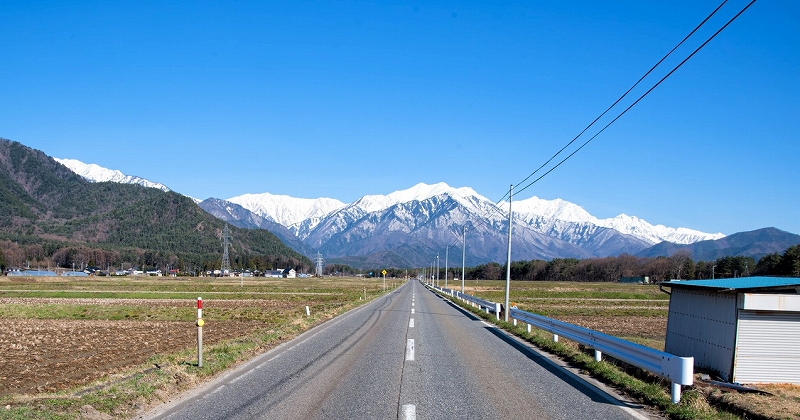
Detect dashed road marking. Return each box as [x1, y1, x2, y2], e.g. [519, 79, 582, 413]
[402, 404, 416, 420]
[406, 339, 415, 361]
[409, 318, 414, 328]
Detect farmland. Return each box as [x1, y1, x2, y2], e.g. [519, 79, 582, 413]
[0, 275, 395, 418]
[1, 277, 797, 419]
[462, 280, 670, 349]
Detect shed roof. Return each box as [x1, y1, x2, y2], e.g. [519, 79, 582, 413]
[662, 276, 800, 292]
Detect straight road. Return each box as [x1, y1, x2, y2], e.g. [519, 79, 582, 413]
[145, 280, 652, 420]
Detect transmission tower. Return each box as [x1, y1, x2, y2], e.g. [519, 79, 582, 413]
[315, 252, 324, 277]
[221, 224, 231, 276]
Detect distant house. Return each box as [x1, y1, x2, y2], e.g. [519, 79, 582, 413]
[662, 277, 800, 384]
[283, 268, 296, 278]
[265, 270, 284, 278]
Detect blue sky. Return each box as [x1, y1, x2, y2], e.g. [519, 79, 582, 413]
[2, 1, 798, 235]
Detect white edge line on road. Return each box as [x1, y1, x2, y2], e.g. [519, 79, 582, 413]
[406, 339, 415, 361]
[143, 283, 409, 419]
[402, 404, 416, 420]
[474, 322, 651, 420]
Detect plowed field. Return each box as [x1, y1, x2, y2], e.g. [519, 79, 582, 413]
[0, 317, 264, 396]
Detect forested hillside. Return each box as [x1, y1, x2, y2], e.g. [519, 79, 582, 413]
[0, 139, 311, 273]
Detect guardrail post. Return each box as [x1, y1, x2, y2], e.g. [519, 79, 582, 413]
[671, 383, 681, 404]
[527, 323, 531, 333]
[594, 350, 602, 362]
[553, 334, 559, 343]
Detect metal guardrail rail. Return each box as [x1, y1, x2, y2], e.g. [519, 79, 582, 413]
[425, 282, 693, 404]
[433, 285, 501, 320]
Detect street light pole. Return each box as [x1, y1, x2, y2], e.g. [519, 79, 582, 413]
[462, 226, 467, 294]
[444, 245, 449, 288]
[436, 253, 439, 287]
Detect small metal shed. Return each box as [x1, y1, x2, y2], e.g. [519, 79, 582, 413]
[662, 277, 800, 384]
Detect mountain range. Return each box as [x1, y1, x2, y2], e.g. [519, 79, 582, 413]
[212, 182, 726, 267]
[0, 139, 310, 272]
[44, 151, 800, 268]
[36, 150, 800, 267]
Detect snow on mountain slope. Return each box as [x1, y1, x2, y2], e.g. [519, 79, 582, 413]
[227, 192, 346, 227]
[54, 158, 170, 192]
[597, 214, 724, 245]
[513, 195, 724, 245]
[352, 182, 489, 213]
[49, 155, 727, 257]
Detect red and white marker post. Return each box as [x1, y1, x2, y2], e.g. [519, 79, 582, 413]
[196, 297, 204, 367]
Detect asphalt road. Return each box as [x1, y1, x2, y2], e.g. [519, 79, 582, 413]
[145, 280, 652, 420]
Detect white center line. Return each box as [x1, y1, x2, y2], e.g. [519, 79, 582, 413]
[411, 308, 415, 314]
[405, 339, 415, 361]
[402, 404, 416, 420]
[409, 318, 414, 328]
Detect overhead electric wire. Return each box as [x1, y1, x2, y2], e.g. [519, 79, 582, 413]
[495, 0, 749, 205]
[444, 0, 757, 263]
[514, 0, 757, 197]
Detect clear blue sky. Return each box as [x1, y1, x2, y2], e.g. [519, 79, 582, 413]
[2, 1, 798, 235]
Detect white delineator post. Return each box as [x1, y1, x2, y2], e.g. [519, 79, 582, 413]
[197, 297, 204, 368]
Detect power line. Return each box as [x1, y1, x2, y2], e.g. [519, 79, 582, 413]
[436, 1, 757, 268]
[496, 0, 754, 203]
[515, 0, 757, 197]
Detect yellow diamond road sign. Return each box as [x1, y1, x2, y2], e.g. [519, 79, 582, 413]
[382, 270, 387, 275]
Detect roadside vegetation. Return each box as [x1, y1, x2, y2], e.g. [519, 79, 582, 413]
[444, 280, 800, 420]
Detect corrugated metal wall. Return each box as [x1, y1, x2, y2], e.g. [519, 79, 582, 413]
[665, 289, 738, 380]
[734, 311, 800, 384]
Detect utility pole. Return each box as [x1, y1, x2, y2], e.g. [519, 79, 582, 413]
[436, 253, 439, 287]
[444, 245, 449, 288]
[462, 225, 467, 294]
[504, 184, 512, 322]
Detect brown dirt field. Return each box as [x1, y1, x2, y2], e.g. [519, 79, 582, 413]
[0, 318, 266, 397]
[0, 297, 298, 309]
[554, 315, 667, 340]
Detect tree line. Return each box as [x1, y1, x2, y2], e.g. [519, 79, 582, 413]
[359, 244, 800, 282]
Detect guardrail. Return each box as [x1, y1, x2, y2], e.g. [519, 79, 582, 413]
[430, 284, 501, 320]
[425, 282, 693, 404]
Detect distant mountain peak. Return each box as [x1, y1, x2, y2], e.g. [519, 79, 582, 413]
[54, 158, 170, 192]
[227, 192, 346, 227]
[354, 182, 488, 213]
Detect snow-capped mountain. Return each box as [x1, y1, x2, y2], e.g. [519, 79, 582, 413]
[227, 192, 346, 231]
[55, 157, 728, 266]
[224, 182, 724, 266]
[512, 196, 723, 246]
[54, 158, 170, 192]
